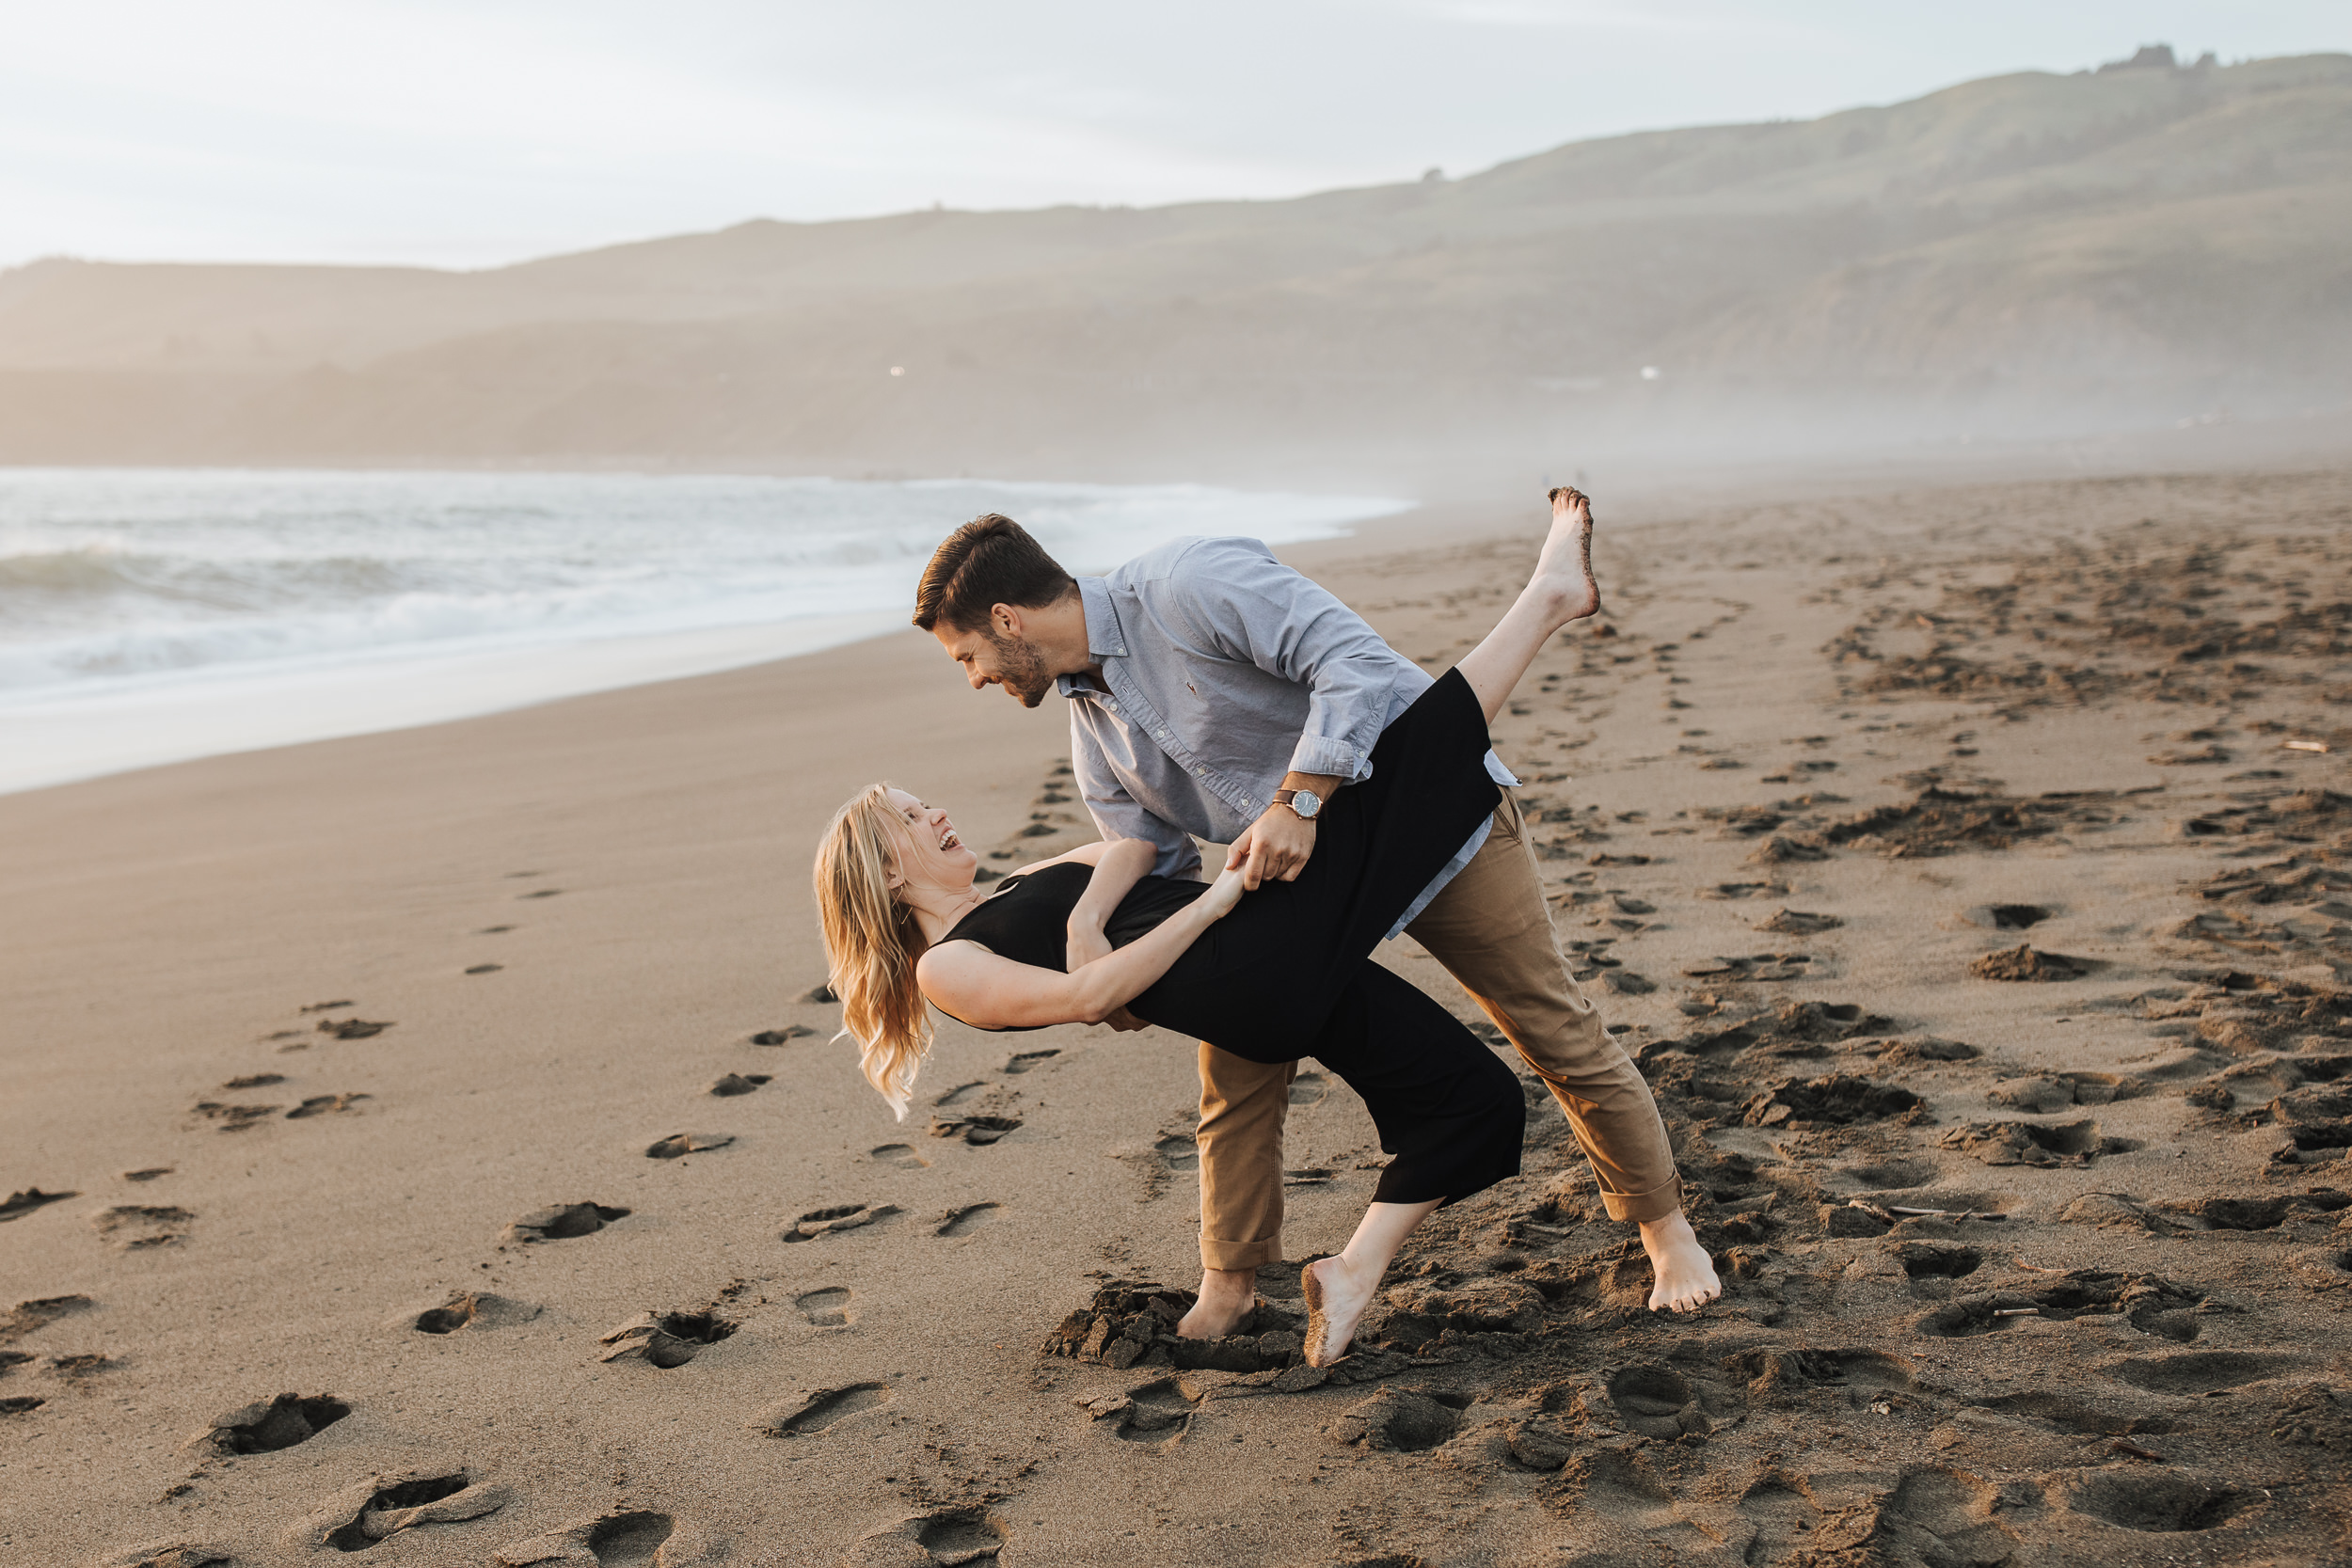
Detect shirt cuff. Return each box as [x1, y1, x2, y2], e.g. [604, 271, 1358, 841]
[1288, 735, 1374, 784]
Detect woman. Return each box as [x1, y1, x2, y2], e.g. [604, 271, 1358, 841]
[815, 492, 1610, 1364]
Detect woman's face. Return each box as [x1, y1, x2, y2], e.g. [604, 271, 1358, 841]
[882, 787, 978, 895]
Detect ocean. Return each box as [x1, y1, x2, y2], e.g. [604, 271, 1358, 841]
[0, 468, 1409, 794]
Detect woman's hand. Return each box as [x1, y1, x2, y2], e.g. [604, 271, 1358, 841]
[1199, 850, 1252, 920]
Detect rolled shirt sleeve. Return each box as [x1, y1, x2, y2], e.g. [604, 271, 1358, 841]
[1163, 541, 1406, 785]
[1071, 707, 1204, 880]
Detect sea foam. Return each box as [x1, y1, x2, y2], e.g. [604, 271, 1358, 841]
[0, 467, 1408, 793]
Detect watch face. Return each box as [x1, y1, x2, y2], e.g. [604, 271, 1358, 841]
[1292, 790, 1322, 819]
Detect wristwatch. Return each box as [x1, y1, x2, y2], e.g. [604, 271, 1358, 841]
[1274, 787, 1324, 822]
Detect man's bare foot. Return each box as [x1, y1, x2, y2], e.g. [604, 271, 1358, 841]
[1302, 1254, 1379, 1366]
[1177, 1267, 1258, 1338]
[1640, 1211, 1722, 1314]
[1537, 486, 1601, 625]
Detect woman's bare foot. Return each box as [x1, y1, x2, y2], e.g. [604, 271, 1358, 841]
[1535, 485, 1601, 625]
[1177, 1268, 1258, 1339]
[1639, 1211, 1722, 1314]
[1303, 1253, 1379, 1366]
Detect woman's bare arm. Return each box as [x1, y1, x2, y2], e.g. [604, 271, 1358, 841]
[1005, 838, 1122, 878]
[918, 857, 1247, 1029]
[1064, 838, 1157, 969]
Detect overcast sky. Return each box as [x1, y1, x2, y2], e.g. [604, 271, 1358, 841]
[4, 1, 2343, 272]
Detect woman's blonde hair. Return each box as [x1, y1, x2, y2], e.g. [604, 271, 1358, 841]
[812, 784, 931, 1118]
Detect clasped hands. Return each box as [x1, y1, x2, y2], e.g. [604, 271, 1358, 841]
[1067, 794, 1321, 1032]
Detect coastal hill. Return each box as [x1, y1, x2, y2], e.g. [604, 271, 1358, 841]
[3, 46, 2346, 482]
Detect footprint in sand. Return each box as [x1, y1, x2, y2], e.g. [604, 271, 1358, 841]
[1887, 1242, 1984, 1280]
[1729, 1347, 1914, 1398]
[1971, 944, 2094, 980]
[1003, 1049, 1059, 1074]
[1155, 1132, 1199, 1173]
[1603, 1364, 1740, 1439]
[292, 1467, 511, 1552]
[844, 1507, 1010, 1567]
[287, 1093, 370, 1118]
[84, 1542, 233, 1567]
[2105, 1350, 2303, 1396]
[1755, 908, 1842, 934]
[797, 1288, 855, 1327]
[494, 1509, 695, 1567]
[644, 1132, 735, 1159]
[1699, 880, 1790, 900]
[1740, 1075, 1922, 1130]
[190, 1100, 279, 1131]
[708, 1074, 771, 1097]
[1287, 1071, 1329, 1107]
[1093, 1376, 1205, 1446]
[931, 1081, 987, 1108]
[2055, 1470, 2255, 1535]
[2, 1295, 95, 1345]
[929, 1114, 1021, 1147]
[0, 1189, 76, 1223]
[750, 1025, 816, 1045]
[405, 1291, 542, 1334]
[48, 1353, 117, 1381]
[759, 1383, 892, 1437]
[310, 1013, 393, 1039]
[94, 1206, 194, 1249]
[183, 1393, 351, 1454]
[501, 1203, 629, 1243]
[870, 1144, 930, 1169]
[1939, 1118, 2132, 1165]
[122, 1168, 172, 1183]
[598, 1308, 738, 1369]
[782, 1204, 898, 1243]
[936, 1202, 998, 1237]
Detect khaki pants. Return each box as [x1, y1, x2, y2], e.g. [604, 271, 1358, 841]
[1194, 792, 1684, 1270]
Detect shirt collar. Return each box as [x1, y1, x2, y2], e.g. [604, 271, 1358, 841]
[1057, 578, 1129, 699]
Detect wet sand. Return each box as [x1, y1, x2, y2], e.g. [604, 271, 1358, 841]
[4, 467, 2349, 1566]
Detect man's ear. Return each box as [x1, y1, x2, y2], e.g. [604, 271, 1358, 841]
[991, 602, 1024, 639]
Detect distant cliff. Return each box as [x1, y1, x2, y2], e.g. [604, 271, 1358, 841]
[3, 50, 2346, 482]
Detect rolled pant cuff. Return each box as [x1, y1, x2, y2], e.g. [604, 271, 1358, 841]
[1599, 1175, 1686, 1226]
[1200, 1235, 1284, 1272]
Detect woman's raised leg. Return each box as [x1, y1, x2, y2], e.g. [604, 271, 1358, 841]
[1454, 487, 1601, 724]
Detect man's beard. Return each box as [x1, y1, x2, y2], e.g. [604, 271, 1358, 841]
[987, 630, 1055, 708]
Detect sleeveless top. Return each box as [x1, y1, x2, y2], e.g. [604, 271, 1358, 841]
[932, 863, 1208, 1029]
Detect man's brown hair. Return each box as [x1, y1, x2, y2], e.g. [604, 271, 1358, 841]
[912, 514, 1078, 635]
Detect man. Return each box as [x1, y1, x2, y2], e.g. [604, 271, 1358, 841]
[913, 499, 1720, 1330]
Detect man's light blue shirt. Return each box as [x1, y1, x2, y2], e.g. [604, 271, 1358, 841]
[1057, 535, 1517, 939]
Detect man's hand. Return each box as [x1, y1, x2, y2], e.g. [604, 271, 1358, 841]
[1232, 769, 1345, 890]
[1232, 803, 1316, 890]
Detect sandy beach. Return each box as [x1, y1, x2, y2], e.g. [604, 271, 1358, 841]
[5, 465, 2350, 1567]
